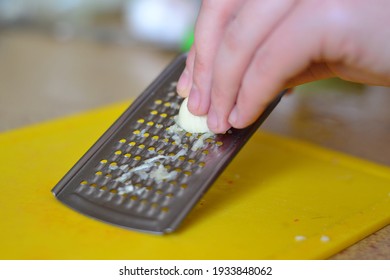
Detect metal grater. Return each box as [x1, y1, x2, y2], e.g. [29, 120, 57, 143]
[52, 53, 285, 234]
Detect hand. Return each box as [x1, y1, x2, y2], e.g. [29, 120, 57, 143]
[176, 0, 390, 133]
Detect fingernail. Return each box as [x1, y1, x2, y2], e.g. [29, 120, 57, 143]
[207, 108, 218, 131]
[188, 85, 200, 112]
[177, 68, 190, 95]
[228, 106, 238, 126]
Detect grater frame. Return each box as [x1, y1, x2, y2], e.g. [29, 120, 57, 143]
[52, 53, 285, 234]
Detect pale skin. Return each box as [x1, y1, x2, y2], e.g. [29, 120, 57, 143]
[176, 0, 390, 134]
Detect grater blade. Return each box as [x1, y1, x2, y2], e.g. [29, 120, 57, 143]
[52, 53, 285, 234]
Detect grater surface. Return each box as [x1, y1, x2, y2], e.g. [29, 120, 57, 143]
[52, 53, 285, 234]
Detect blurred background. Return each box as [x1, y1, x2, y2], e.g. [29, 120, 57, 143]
[0, 0, 199, 131]
[0, 0, 389, 259]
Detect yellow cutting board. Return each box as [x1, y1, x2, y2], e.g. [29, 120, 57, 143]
[1, 101, 389, 260]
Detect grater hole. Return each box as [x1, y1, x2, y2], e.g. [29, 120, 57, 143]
[160, 113, 168, 118]
[198, 162, 206, 168]
[141, 199, 148, 205]
[100, 186, 108, 191]
[128, 141, 136, 147]
[133, 130, 141, 135]
[151, 203, 159, 209]
[80, 180, 88, 185]
[147, 121, 154, 126]
[100, 159, 108, 164]
[150, 110, 158, 115]
[114, 150, 122, 156]
[166, 193, 174, 199]
[95, 171, 103, 176]
[182, 144, 189, 149]
[137, 119, 145, 124]
[216, 141, 223, 146]
[155, 189, 163, 195]
[180, 184, 188, 189]
[154, 99, 162, 105]
[119, 138, 127, 144]
[165, 185, 175, 193]
[134, 156, 142, 161]
[183, 171, 192, 176]
[124, 153, 131, 158]
[153, 123, 164, 134]
[164, 102, 171, 107]
[110, 189, 118, 194]
[109, 162, 118, 170]
[161, 207, 169, 213]
[138, 144, 145, 149]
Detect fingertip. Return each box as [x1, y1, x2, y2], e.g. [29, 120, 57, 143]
[207, 106, 231, 134]
[177, 88, 189, 98]
[228, 106, 242, 128]
[187, 83, 211, 116]
[228, 105, 255, 129]
[176, 69, 191, 97]
[177, 89, 190, 98]
[187, 85, 200, 113]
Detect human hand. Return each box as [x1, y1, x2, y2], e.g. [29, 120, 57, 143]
[176, 0, 390, 133]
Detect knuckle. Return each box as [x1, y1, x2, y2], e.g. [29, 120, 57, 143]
[185, 56, 193, 70]
[321, 0, 354, 29]
[250, 49, 271, 78]
[185, 48, 195, 68]
[223, 20, 241, 52]
[193, 54, 208, 75]
[191, 72, 204, 91]
[211, 85, 226, 104]
[201, 0, 214, 10]
[201, 0, 230, 18]
[316, 0, 360, 61]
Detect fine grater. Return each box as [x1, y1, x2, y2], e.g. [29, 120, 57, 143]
[52, 53, 285, 234]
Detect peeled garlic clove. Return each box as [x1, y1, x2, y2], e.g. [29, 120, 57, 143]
[176, 97, 211, 133]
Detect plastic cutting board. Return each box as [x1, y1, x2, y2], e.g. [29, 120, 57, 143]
[1, 101, 389, 259]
